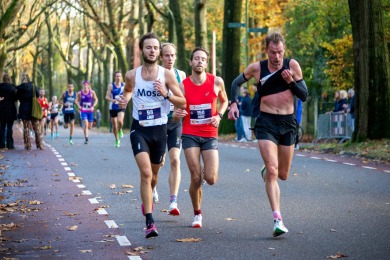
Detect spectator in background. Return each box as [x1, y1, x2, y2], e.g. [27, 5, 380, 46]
[295, 99, 303, 150]
[240, 88, 253, 141]
[344, 88, 355, 132]
[234, 90, 245, 142]
[17, 73, 44, 150]
[332, 90, 348, 113]
[95, 109, 102, 129]
[0, 73, 17, 149]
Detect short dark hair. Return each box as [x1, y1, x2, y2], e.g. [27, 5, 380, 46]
[2, 73, 11, 83]
[190, 46, 210, 61]
[139, 32, 160, 50]
[113, 70, 122, 81]
[265, 32, 285, 47]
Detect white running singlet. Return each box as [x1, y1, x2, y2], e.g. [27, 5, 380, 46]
[132, 65, 170, 127]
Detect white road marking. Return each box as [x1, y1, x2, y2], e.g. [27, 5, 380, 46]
[343, 162, 356, 166]
[82, 190, 92, 195]
[58, 158, 65, 162]
[97, 208, 108, 215]
[67, 172, 75, 177]
[104, 220, 118, 228]
[77, 184, 85, 188]
[116, 236, 131, 246]
[61, 162, 68, 166]
[310, 157, 321, 160]
[88, 198, 99, 204]
[362, 166, 377, 170]
[64, 167, 71, 171]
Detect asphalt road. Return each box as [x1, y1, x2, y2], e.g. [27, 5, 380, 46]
[2, 125, 390, 259]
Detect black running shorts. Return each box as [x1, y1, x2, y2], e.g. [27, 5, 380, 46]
[130, 119, 167, 164]
[254, 112, 297, 146]
[167, 118, 182, 151]
[181, 134, 218, 151]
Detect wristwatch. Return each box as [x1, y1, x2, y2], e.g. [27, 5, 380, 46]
[218, 113, 223, 119]
[164, 92, 172, 100]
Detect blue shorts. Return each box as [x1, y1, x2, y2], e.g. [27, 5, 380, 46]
[81, 111, 94, 122]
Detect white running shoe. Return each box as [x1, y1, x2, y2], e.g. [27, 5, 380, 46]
[168, 202, 180, 216]
[273, 219, 288, 237]
[192, 214, 202, 228]
[152, 187, 159, 204]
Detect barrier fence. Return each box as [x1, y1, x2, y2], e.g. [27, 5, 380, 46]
[313, 112, 354, 143]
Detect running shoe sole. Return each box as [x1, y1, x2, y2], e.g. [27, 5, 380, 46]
[145, 225, 158, 238]
[169, 208, 180, 216]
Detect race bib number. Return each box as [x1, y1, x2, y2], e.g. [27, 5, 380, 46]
[82, 102, 92, 111]
[65, 102, 74, 111]
[138, 102, 162, 127]
[189, 103, 212, 125]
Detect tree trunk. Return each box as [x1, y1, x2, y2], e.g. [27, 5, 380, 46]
[45, 12, 54, 98]
[349, 0, 390, 140]
[194, 0, 208, 48]
[220, 0, 243, 134]
[170, 0, 187, 72]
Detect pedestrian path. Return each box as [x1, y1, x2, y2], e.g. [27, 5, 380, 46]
[0, 125, 133, 259]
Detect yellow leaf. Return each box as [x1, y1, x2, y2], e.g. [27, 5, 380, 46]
[122, 184, 134, 188]
[225, 218, 237, 221]
[67, 225, 78, 231]
[33, 245, 52, 250]
[176, 237, 202, 242]
[79, 249, 92, 253]
[327, 252, 348, 259]
[29, 200, 43, 205]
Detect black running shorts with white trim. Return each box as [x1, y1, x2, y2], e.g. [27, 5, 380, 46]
[130, 119, 167, 164]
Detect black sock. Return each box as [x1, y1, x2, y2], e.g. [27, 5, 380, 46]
[145, 213, 154, 227]
[85, 137, 88, 141]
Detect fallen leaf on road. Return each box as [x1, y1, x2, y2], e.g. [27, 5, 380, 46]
[125, 246, 149, 255]
[225, 218, 237, 221]
[122, 184, 134, 188]
[327, 252, 348, 259]
[79, 249, 92, 253]
[67, 225, 78, 231]
[110, 184, 116, 189]
[0, 222, 19, 231]
[330, 229, 337, 232]
[29, 200, 43, 205]
[70, 163, 78, 166]
[63, 212, 78, 216]
[112, 192, 125, 195]
[176, 238, 202, 242]
[33, 245, 52, 250]
[125, 190, 133, 193]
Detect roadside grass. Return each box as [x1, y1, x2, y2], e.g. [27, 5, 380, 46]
[303, 138, 390, 163]
[220, 133, 390, 164]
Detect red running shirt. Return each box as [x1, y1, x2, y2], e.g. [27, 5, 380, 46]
[38, 97, 49, 117]
[182, 73, 218, 138]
